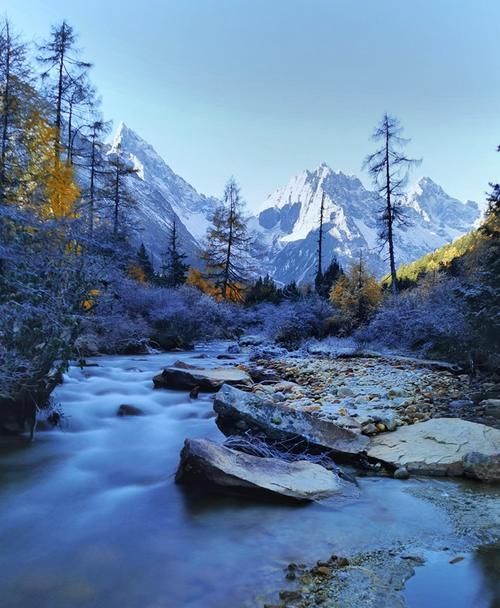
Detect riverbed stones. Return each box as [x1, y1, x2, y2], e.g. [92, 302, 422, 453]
[367, 418, 500, 482]
[175, 438, 343, 501]
[214, 384, 369, 457]
[153, 362, 252, 392]
[273, 550, 416, 608]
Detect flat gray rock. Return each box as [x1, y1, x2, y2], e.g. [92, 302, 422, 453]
[367, 418, 500, 482]
[214, 384, 369, 457]
[153, 364, 252, 392]
[175, 438, 342, 501]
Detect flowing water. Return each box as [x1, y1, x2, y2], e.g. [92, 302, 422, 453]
[0, 343, 499, 607]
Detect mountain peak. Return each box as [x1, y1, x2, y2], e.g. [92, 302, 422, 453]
[111, 121, 145, 151]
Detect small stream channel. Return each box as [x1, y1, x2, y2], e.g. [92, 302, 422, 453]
[0, 343, 498, 607]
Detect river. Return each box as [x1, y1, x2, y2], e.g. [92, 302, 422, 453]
[0, 343, 498, 607]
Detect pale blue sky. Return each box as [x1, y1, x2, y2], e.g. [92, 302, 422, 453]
[3, 0, 499, 209]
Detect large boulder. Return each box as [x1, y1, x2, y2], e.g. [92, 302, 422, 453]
[367, 418, 500, 482]
[213, 384, 369, 458]
[175, 438, 343, 501]
[153, 362, 252, 392]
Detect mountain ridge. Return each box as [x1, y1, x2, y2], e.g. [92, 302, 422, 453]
[111, 123, 481, 281]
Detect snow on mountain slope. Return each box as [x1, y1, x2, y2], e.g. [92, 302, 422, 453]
[103, 125, 480, 283]
[108, 123, 218, 265]
[252, 165, 480, 283]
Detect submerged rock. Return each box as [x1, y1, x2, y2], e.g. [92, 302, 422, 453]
[116, 404, 143, 417]
[153, 363, 252, 392]
[367, 418, 500, 482]
[214, 384, 369, 458]
[175, 438, 343, 501]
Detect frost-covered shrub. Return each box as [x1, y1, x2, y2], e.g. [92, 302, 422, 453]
[253, 296, 335, 350]
[356, 277, 471, 360]
[148, 286, 243, 349]
[87, 281, 247, 352]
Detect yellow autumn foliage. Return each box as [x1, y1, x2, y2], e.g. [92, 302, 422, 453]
[330, 261, 381, 329]
[186, 268, 218, 296]
[129, 264, 147, 283]
[17, 110, 80, 218]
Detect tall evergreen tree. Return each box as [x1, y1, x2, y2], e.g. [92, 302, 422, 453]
[201, 177, 250, 302]
[315, 256, 343, 299]
[282, 280, 301, 301]
[245, 274, 282, 305]
[162, 218, 189, 287]
[136, 242, 154, 282]
[363, 114, 420, 295]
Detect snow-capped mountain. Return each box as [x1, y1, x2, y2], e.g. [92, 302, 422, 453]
[106, 124, 480, 282]
[108, 122, 218, 265]
[250, 165, 480, 282]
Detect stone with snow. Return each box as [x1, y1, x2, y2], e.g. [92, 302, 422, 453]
[175, 438, 343, 501]
[367, 418, 500, 482]
[213, 384, 369, 457]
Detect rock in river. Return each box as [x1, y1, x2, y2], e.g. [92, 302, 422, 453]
[175, 438, 343, 501]
[367, 418, 500, 482]
[116, 404, 144, 417]
[153, 362, 252, 392]
[213, 384, 369, 458]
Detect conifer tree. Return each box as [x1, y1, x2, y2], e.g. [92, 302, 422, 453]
[245, 274, 282, 305]
[315, 256, 343, 299]
[81, 118, 109, 237]
[0, 19, 31, 204]
[162, 218, 189, 287]
[282, 280, 301, 301]
[37, 21, 92, 161]
[330, 251, 381, 329]
[136, 243, 154, 282]
[201, 177, 250, 302]
[363, 114, 420, 295]
[17, 110, 79, 218]
[106, 146, 137, 239]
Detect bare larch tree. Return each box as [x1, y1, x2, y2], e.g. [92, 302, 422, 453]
[363, 113, 420, 294]
[315, 191, 326, 294]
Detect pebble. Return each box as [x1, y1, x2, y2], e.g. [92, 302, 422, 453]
[394, 466, 410, 480]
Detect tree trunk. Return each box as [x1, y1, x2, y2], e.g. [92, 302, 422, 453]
[223, 198, 234, 302]
[316, 191, 325, 289]
[55, 30, 65, 160]
[385, 126, 397, 295]
[89, 129, 96, 237]
[113, 167, 119, 238]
